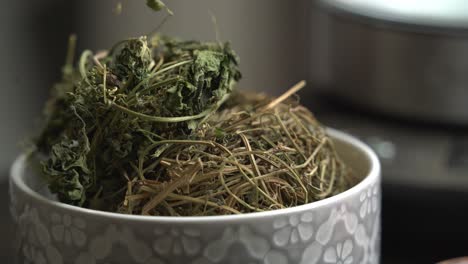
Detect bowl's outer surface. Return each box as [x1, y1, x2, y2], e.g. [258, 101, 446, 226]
[9, 129, 381, 264]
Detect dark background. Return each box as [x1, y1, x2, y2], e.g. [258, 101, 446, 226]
[1, 1, 467, 263]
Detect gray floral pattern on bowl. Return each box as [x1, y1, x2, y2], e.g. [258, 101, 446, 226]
[10, 129, 381, 264]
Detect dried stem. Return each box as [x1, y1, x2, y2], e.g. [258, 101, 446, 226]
[118, 90, 355, 216]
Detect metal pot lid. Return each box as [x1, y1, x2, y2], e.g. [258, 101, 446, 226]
[319, 0, 468, 30]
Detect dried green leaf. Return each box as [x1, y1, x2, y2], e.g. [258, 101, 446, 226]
[35, 34, 241, 211]
[113, 36, 153, 81]
[42, 107, 91, 206]
[146, 0, 166, 12]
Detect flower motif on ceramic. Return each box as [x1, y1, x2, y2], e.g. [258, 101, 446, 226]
[22, 243, 46, 264]
[355, 198, 381, 264]
[9, 180, 18, 222]
[263, 250, 289, 264]
[21, 243, 63, 264]
[76, 224, 157, 264]
[359, 185, 378, 219]
[118, 226, 155, 262]
[51, 213, 87, 247]
[76, 252, 164, 264]
[323, 239, 354, 264]
[299, 242, 322, 264]
[18, 205, 63, 264]
[74, 233, 113, 264]
[368, 215, 381, 263]
[16, 204, 31, 250]
[201, 227, 236, 263]
[201, 226, 270, 263]
[353, 212, 381, 263]
[316, 205, 358, 246]
[272, 212, 314, 247]
[354, 224, 369, 248]
[153, 227, 201, 256]
[238, 226, 270, 260]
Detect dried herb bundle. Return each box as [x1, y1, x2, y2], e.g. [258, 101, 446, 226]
[33, 2, 356, 216]
[35, 35, 241, 209]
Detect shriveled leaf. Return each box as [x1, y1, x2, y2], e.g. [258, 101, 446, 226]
[35, 34, 241, 211]
[146, 0, 166, 12]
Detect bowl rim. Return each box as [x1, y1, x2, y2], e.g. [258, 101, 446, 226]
[10, 128, 380, 223]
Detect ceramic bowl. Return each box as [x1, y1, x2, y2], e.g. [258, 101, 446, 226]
[9, 128, 381, 264]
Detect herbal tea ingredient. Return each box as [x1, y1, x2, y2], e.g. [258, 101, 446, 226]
[121, 90, 356, 216]
[34, 28, 355, 216]
[36, 35, 241, 209]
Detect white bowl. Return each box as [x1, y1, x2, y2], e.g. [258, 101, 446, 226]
[9, 128, 381, 264]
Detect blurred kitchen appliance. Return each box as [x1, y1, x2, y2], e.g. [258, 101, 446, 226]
[308, 3, 468, 262]
[315, 0, 468, 125]
[303, 95, 468, 264]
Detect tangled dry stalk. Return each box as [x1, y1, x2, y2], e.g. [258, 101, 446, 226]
[121, 83, 356, 216]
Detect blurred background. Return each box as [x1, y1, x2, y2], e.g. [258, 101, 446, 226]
[2, 0, 468, 263]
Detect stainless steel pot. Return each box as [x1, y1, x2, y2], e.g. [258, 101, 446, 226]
[315, 0, 468, 124]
